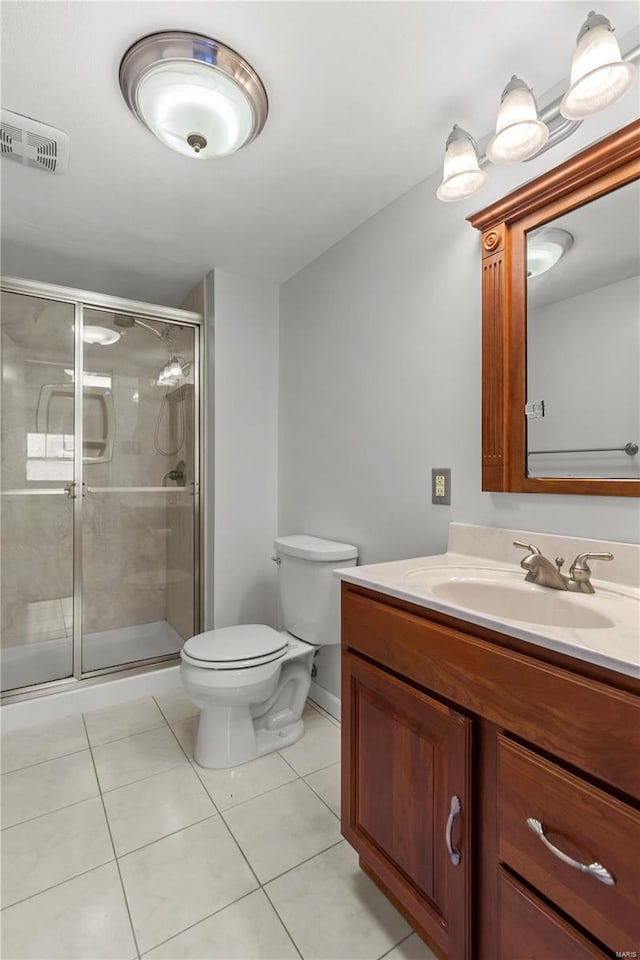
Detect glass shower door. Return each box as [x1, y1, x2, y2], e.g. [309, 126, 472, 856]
[80, 308, 197, 673]
[0, 291, 77, 691]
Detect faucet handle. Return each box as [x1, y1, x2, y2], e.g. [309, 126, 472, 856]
[513, 540, 541, 555]
[569, 551, 613, 582]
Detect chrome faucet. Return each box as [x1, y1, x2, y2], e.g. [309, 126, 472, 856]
[513, 541, 613, 594]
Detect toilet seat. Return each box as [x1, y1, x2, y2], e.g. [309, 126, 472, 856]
[181, 624, 289, 671]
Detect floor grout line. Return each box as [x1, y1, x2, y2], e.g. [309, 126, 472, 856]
[1, 788, 102, 832]
[96, 757, 190, 796]
[137, 888, 266, 958]
[262, 837, 346, 887]
[377, 931, 416, 960]
[261, 885, 305, 960]
[0, 855, 116, 913]
[85, 718, 169, 750]
[99, 758, 191, 796]
[115, 812, 219, 861]
[0, 744, 90, 776]
[81, 714, 143, 960]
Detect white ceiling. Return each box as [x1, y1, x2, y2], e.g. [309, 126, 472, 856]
[1, 1, 639, 305]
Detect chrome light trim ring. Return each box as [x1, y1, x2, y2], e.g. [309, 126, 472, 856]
[119, 31, 269, 152]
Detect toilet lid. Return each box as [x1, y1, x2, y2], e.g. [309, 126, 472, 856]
[182, 625, 288, 665]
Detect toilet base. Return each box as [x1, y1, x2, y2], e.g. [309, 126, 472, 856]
[193, 705, 305, 769]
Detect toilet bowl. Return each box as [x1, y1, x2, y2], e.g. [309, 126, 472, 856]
[181, 534, 357, 769]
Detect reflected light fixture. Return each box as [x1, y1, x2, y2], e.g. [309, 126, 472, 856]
[436, 125, 489, 202]
[526, 228, 574, 278]
[486, 76, 549, 164]
[561, 11, 637, 120]
[82, 325, 121, 346]
[158, 356, 191, 385]
[119, 31, 268, 159]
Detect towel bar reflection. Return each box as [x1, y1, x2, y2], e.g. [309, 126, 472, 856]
[529, 442, 638, 457]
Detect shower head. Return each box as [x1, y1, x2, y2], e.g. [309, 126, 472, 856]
[113, 315, 172, 342]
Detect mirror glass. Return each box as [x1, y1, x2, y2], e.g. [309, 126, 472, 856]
[526, 179, 640, 479]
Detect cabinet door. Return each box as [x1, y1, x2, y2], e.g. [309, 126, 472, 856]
[342, 651, 472, 960]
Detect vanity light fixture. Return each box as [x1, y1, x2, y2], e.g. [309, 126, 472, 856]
[119, 31, 268, 159]
[486, 77, 549, 164]
[560, 11, 637, 119]
[436, 10, 637, 202]
[526, 228, 574, 278]
[436, 125, 489, 202]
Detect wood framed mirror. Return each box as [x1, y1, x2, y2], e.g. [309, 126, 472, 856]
[469, 119, 640, 497]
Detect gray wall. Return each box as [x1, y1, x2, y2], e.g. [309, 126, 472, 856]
[212, 268, 280, 630]
[279, 108, 640, 699]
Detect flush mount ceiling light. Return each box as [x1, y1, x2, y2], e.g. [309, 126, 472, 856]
[486, 76, 549, 164]
[119, 31, 268, 159]
[436, 125, 489, 202]
[526, 228, 574, 278]
[561, 11, 637, 120]
[82, 325, 121, 345]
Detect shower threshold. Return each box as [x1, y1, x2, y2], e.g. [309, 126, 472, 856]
[1, 620, 183, 692]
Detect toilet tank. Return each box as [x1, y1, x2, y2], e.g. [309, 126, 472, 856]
[274, 535, 358, 646]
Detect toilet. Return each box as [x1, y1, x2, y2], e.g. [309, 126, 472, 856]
[181, 534, 358, 769]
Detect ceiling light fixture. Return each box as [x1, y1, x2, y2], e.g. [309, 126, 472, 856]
[486, 76, 549, 164]
[436, 125, 488, 202]
[82, 325, 121, 346]
[526, 228, 574, 278]
[561, 11, 637, 120]
[119, 31, 268, 159]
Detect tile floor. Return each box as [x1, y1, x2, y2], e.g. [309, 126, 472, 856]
[1, 694, 437, 960]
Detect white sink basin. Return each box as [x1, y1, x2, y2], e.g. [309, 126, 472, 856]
[403, 566, 617, 629]
[430, 579, 614, 629]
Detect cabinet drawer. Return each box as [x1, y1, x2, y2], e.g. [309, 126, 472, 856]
[498, 868, 608, 960]
[497, 735, 640, 950]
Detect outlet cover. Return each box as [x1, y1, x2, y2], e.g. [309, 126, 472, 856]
[432, 468, 451, 505]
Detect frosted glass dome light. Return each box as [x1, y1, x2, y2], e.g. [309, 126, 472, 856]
[119, 32, 268, 159]
[486, 77, 549, 164]
[526, 228, 574, 278]
[561, 12, 637, 120]
[82, 326, 121, 346]
[436, 125, 488, 202]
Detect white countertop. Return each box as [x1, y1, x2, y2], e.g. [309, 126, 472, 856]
[336, 524, 640, 679]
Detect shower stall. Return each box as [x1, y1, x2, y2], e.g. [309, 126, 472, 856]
[0, 277, 203, 701]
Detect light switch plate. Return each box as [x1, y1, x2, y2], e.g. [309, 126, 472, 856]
[432, 468, 451, 505]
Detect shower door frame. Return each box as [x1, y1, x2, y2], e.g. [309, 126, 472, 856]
[1, 276, 205, 703]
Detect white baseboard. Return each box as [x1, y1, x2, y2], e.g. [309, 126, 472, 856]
[309, 680, 341, 722]
[1, 664, 182, 734]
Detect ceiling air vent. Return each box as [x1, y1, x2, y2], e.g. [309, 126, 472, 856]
[0, 108, 69, 175]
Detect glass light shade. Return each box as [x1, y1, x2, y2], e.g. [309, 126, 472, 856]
[436, 126, 488, 202]
[526, 229, 574, 278]
[486, 80, 549, 164]
[82, 325, 121, 345]
[120, 33, 268, 159]
[136, 62, 254, 159]
[561, 18, 637, 119]
[168, 357, 184, 378]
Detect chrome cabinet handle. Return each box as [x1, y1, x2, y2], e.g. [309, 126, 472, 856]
[445, 795, 462, 866]
[526, 818, 615, 886]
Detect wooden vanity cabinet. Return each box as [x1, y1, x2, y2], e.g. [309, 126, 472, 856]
[341, 653, 472, 960]
[340, 582, 640, 960]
